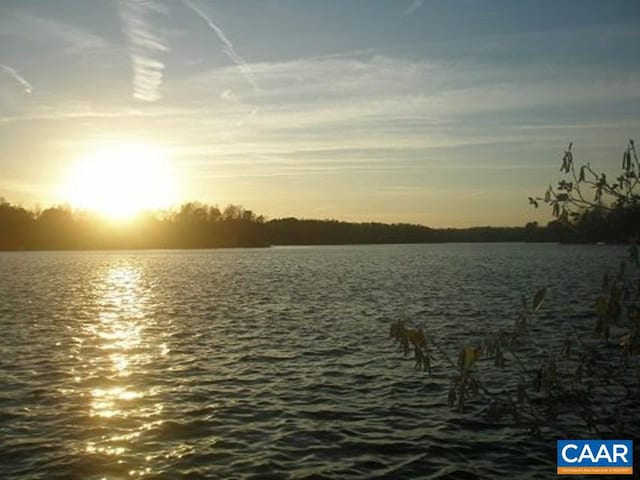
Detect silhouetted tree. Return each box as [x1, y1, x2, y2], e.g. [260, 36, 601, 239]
[530, 139, 640, 243]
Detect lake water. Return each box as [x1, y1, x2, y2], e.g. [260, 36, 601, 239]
[0, 243, 631, 479]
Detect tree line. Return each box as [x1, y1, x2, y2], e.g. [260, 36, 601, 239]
[0, 201, 266, 250]
[0, 197, 631, 251]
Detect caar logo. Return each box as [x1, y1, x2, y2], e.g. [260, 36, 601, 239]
[557, 440, 633, 475]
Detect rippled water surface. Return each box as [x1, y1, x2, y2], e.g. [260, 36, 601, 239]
[0, 244, 629, 479]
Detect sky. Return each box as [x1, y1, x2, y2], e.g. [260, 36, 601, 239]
[0, 0, 639, 227]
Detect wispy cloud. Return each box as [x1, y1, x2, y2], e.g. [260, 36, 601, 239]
[0, 64, 32, 93]
[155, 52, 640, 178]
[119, 0, 169, 102]
[403, 0, 424, 15]
[183, 0, 258, 91]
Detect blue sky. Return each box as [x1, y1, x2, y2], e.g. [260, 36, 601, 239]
[0, 0, 639, 226]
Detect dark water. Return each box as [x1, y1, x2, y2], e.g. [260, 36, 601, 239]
[0, 244, 630, 479]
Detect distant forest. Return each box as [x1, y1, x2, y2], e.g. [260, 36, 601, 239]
[0, 198, 633, 250]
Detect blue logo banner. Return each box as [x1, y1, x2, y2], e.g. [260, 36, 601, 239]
[557, 440, 633, 475]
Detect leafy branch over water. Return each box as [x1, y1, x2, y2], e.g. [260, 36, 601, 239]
[391, 270, 640, 437]
[529, 139, 640, 241]
[391, 142, 640, 437]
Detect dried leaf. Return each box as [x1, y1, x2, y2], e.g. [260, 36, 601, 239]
[532, 287, 546, 312]
[460, 346, 481, 371]
[405, 328, 426, 349]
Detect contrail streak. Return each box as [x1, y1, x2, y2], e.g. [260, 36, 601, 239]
[119, 0, 168, 102]
[0, 64, 33, 93]
[183, 0, 258, 90]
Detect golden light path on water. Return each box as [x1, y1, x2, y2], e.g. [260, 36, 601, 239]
[79, 263, 168, 478]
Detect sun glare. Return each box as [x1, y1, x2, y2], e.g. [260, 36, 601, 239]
[64, 142, 177, 219]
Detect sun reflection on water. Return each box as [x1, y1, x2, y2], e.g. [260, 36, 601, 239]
[90, 386, 144, 418]
[79, 263, 163, 477]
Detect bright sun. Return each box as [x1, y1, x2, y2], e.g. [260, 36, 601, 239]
[64, 142, 177, 220]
